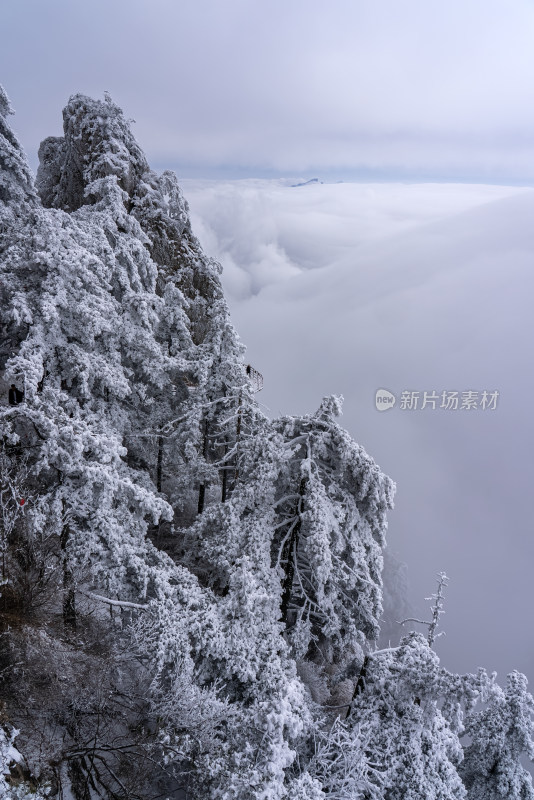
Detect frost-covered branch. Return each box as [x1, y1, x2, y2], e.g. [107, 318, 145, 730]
[79, 590, 148, 610]
[398, 571, 449, 647]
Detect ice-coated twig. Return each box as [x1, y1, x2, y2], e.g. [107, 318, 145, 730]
[398, 571, 449, 647]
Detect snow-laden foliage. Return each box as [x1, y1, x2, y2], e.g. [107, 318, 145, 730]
[270, 395, 394, 659]
[1, 87, 312, 799]
[0, 87, 35, 209]
[0, 726, 47, 800]
[355, 635, 466, 799]
[1, 85, 532, 800]
[460, 670, 534, 800]
[2, 90, 248, 610]
[329, 633, 484, 800]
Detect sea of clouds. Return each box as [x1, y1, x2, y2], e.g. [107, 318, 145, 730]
[182, 178, 534, 681]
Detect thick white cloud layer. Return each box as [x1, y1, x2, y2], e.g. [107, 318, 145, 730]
[184, 179, 534, 680]
[183, 180, 529, 298]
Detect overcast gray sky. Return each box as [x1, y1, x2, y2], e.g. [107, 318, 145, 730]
[3, 0, 534, 182]
[3, 1, 534, 682]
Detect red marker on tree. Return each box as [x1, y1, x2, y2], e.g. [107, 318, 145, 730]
[20, 498, 25, 506]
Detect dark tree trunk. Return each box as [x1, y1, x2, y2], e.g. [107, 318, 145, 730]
[60, 508, 76, 629]
[197, 417, 209, 515]
[221, 436, 228, 503]
[234, 391, 243, 484]
[346, 655, 370, 718]
[279, 477, 307, 625]
[197, 483, 206, 515]
[156, 435, 163, 493]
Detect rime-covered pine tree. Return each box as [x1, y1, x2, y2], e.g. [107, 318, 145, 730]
[460, 670, 534, 800]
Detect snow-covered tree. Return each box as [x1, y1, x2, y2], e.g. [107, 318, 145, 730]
[36, 92, 248, 525]
[1, 89, 251, 619]
[0, 86, 35, 209]
[270, 395, 395, 665]
[343, 633, 471, 800]
[0, 725, 47, 800]
[1, 87, 312, 799]
[181, 394, 394, 664]
[460, 670, 534, 800]
[133, 556, 312, 800]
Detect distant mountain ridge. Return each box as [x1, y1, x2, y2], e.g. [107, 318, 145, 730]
[290, 177, 323, 187]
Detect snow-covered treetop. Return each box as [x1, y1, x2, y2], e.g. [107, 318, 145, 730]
[0, 83, 35, 206]
[0, 84, 13, 117]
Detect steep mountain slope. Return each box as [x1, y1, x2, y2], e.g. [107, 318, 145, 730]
[1, 87, 532, 800]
